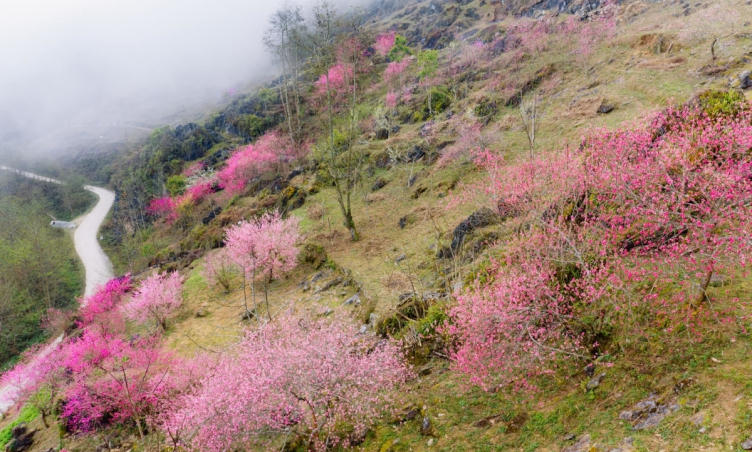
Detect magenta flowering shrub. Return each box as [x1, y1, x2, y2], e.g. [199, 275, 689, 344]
[147, 196, 176, 217]
[217, 142, 277, 194]
[122, 271, 183, 330]
[162, 312, 410, 452]
[61, 333, 178, 437]
[79, 275, 132, 326]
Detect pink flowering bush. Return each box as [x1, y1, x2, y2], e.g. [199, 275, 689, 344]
[217, 143, 277, 194]
[61, 333, 179, 439]
[162, 312, 410, 452]
[450, 100, 752, 390]
[122, 271, 183, 331]
[374, 31, 396, 57]
[147, 196, 176, 217]
[79, 275, 132, 327]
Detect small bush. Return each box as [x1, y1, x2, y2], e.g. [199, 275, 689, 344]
[697, 89, 747, 117]
[166, 175, 187, 196]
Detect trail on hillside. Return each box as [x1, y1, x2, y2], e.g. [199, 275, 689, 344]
[0, 166, 115, 414]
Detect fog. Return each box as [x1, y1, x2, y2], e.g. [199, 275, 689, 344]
[0, 0, 307, 158]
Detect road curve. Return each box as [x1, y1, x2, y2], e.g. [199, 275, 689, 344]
[0, 166, 115, 414]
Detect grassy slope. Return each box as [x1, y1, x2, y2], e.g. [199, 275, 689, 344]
[5, 0, 752, 450]
[163, 1, 752, 449]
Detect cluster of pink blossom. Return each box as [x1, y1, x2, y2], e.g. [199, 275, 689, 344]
[450, 102, 752, 389]
[122, 271, 183, 331]
[374, 31, 396, 57]
[181, 161, 206, 177]
[216, 143, 276, 194]
[0, 276, 182, 438]
[223, 211, 301, 282]
[162, 312, 409, 452]
[147, 181, 217, 222]
[315, 63, 354, 95]
[383, 59, 410, 85]
[79, 275, 132, 326]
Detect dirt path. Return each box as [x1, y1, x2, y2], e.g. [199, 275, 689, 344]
[0, 166, 115, 414]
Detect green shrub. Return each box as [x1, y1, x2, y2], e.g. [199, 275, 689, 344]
[426, 86, 452, 116]
[698, 89, 747, 118]
[166, 175, 187, 196]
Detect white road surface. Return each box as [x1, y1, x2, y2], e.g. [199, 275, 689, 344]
[0, 166, 115, 414]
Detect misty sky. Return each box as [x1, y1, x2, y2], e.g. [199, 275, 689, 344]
[0, 0, 294, 154]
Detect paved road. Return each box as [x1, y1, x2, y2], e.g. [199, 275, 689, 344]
[0, 166, 115, 414]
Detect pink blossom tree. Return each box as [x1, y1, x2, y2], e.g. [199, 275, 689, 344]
[162, 312, 410, 452]
[0, 343, 69, 428]
[374, 31, 396, 57]
[61, 333, 178, 441]
[223, 212, 300, 321]
[122, 272, 183, 331]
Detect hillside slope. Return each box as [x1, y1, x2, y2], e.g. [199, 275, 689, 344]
[3, 0, 752, 451]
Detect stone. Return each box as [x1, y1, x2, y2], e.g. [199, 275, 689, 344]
[742, 437, 752, 450]
[376, 128, 390, 140]
[344, 293, 361, 305]
[564, 433, 576, 441]
[395, 254, 407, 263]
[690, 412, 705, 427]
[740, 70, 752, 89]
[407, 144, 426, 162]
[314, 277, 344, 294]
[427, 438, 435, 446]
[562, 434, 591, 452]
[372, 177, 388, 191]
[597, 103, 615, 114]
[359, 325, 368, 334]
[586, 372, 606, 391]
[369, 313, 379, 328]
[195, 309, 208, 318]
[421, 416, 433, 436]
[447, 208, 501, 252]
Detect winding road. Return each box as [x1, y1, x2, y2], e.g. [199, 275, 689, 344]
[0, 166, 115, 414]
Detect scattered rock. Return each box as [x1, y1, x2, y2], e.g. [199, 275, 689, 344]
[427, 438, 435, 446]
[742, 437, 752, 450]
[411, 185, 427, 199]
[421, 416, 433, 436]
[195, 309, 208, 318]
[5, 423, 36, 452]
[740, 70, 752, 90]
[586, 372, 606, 391]
[359, 325, 368, 334]
[619, 394, 680, 430]
[372, 177, 388, 191]
[344, 293, 361, 305]
[447, 208, 501, 252]
[395, 254, 407, 263]
[201, 206, 223, 225]
[690, 412, 705, 427]
[375, 128, 390, 140]
[408, 175, 418, 187]
[564, 433, 576, 441]
[314, 277, 344, 294]
[597, 103, 615, 114]
[407, 144, 427, 162]
[562, 434, 591, 452]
